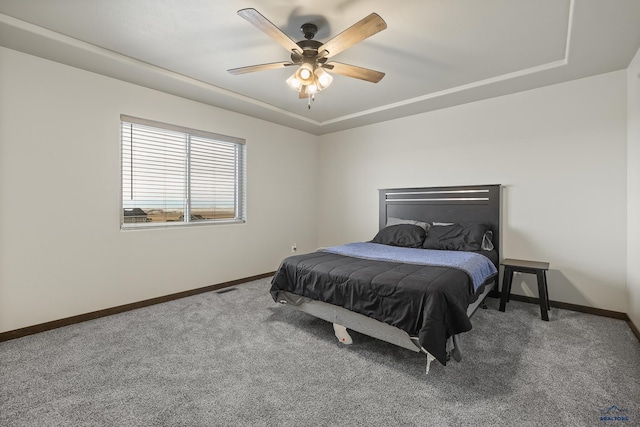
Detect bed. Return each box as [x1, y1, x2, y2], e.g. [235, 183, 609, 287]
[270, 184, 501, 373]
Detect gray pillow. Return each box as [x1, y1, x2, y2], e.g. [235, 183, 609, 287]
[422, 223, 489, 251]
[372, 224, 426, 248]
[386, 216, 430, 232]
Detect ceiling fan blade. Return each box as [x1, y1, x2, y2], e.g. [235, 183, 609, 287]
[318, 13, 387, 58]
[227, 62, 295, 75]
[324, 62, 385, 83]
[237, 8, 301, 54]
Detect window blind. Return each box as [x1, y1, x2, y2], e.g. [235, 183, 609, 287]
[121, 115, 245, 228]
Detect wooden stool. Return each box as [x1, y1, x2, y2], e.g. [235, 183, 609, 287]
[499, 258, 550, 321]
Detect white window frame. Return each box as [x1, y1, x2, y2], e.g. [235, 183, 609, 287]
[120, 115, 246, 229]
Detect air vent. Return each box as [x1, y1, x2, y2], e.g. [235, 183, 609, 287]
[216, 288, 237, 294]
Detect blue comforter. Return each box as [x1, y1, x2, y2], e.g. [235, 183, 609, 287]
[321, 242, 497, 291]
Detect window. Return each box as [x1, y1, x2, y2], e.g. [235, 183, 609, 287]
[121, 115, 245, 229]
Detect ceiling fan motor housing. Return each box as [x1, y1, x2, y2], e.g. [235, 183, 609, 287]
[291, 39, 326, 66]
[300, 23, 318, 40]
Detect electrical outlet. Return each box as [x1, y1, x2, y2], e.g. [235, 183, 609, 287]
[291, 243, 297, 253]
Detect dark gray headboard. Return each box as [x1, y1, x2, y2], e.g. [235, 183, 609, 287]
[379, 184, 501, 257]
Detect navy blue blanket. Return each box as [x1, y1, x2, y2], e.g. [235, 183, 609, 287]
[321, 243, 496, 291]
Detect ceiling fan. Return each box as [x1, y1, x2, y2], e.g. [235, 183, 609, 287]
[227, 8, 387, 104]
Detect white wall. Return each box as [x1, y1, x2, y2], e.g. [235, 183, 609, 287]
[628, 46, 640, 328]
[318, 71, 628, 313]
[0, 47, 319, 333]
[1, 44, 634, 332]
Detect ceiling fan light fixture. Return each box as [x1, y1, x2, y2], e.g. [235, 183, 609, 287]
[295, 63, 315, 85]
[299, 67, 312, 81]
[314, 67, 333, 89]
[288, 63, 331, 95]
[286, 73, 302, 90]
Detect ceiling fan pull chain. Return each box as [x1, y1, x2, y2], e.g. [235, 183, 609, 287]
[307, 94, 316, 109]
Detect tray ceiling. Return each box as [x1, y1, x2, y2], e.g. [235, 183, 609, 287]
[1, 0, 639, 135]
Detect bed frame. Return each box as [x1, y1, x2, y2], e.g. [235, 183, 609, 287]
[277, 184, 501, 373]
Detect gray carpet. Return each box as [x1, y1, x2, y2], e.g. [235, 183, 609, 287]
[1, 278, 639, 426]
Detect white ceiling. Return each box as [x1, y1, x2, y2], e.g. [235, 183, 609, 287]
[1, 0, 639, 135]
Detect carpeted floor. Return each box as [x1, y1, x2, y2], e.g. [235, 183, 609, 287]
[1, 278, 639, 426]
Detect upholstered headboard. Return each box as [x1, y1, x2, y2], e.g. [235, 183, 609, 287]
[379, 184, 501, 257]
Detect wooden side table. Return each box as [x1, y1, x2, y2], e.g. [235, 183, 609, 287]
[499, 258, 550, 321]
